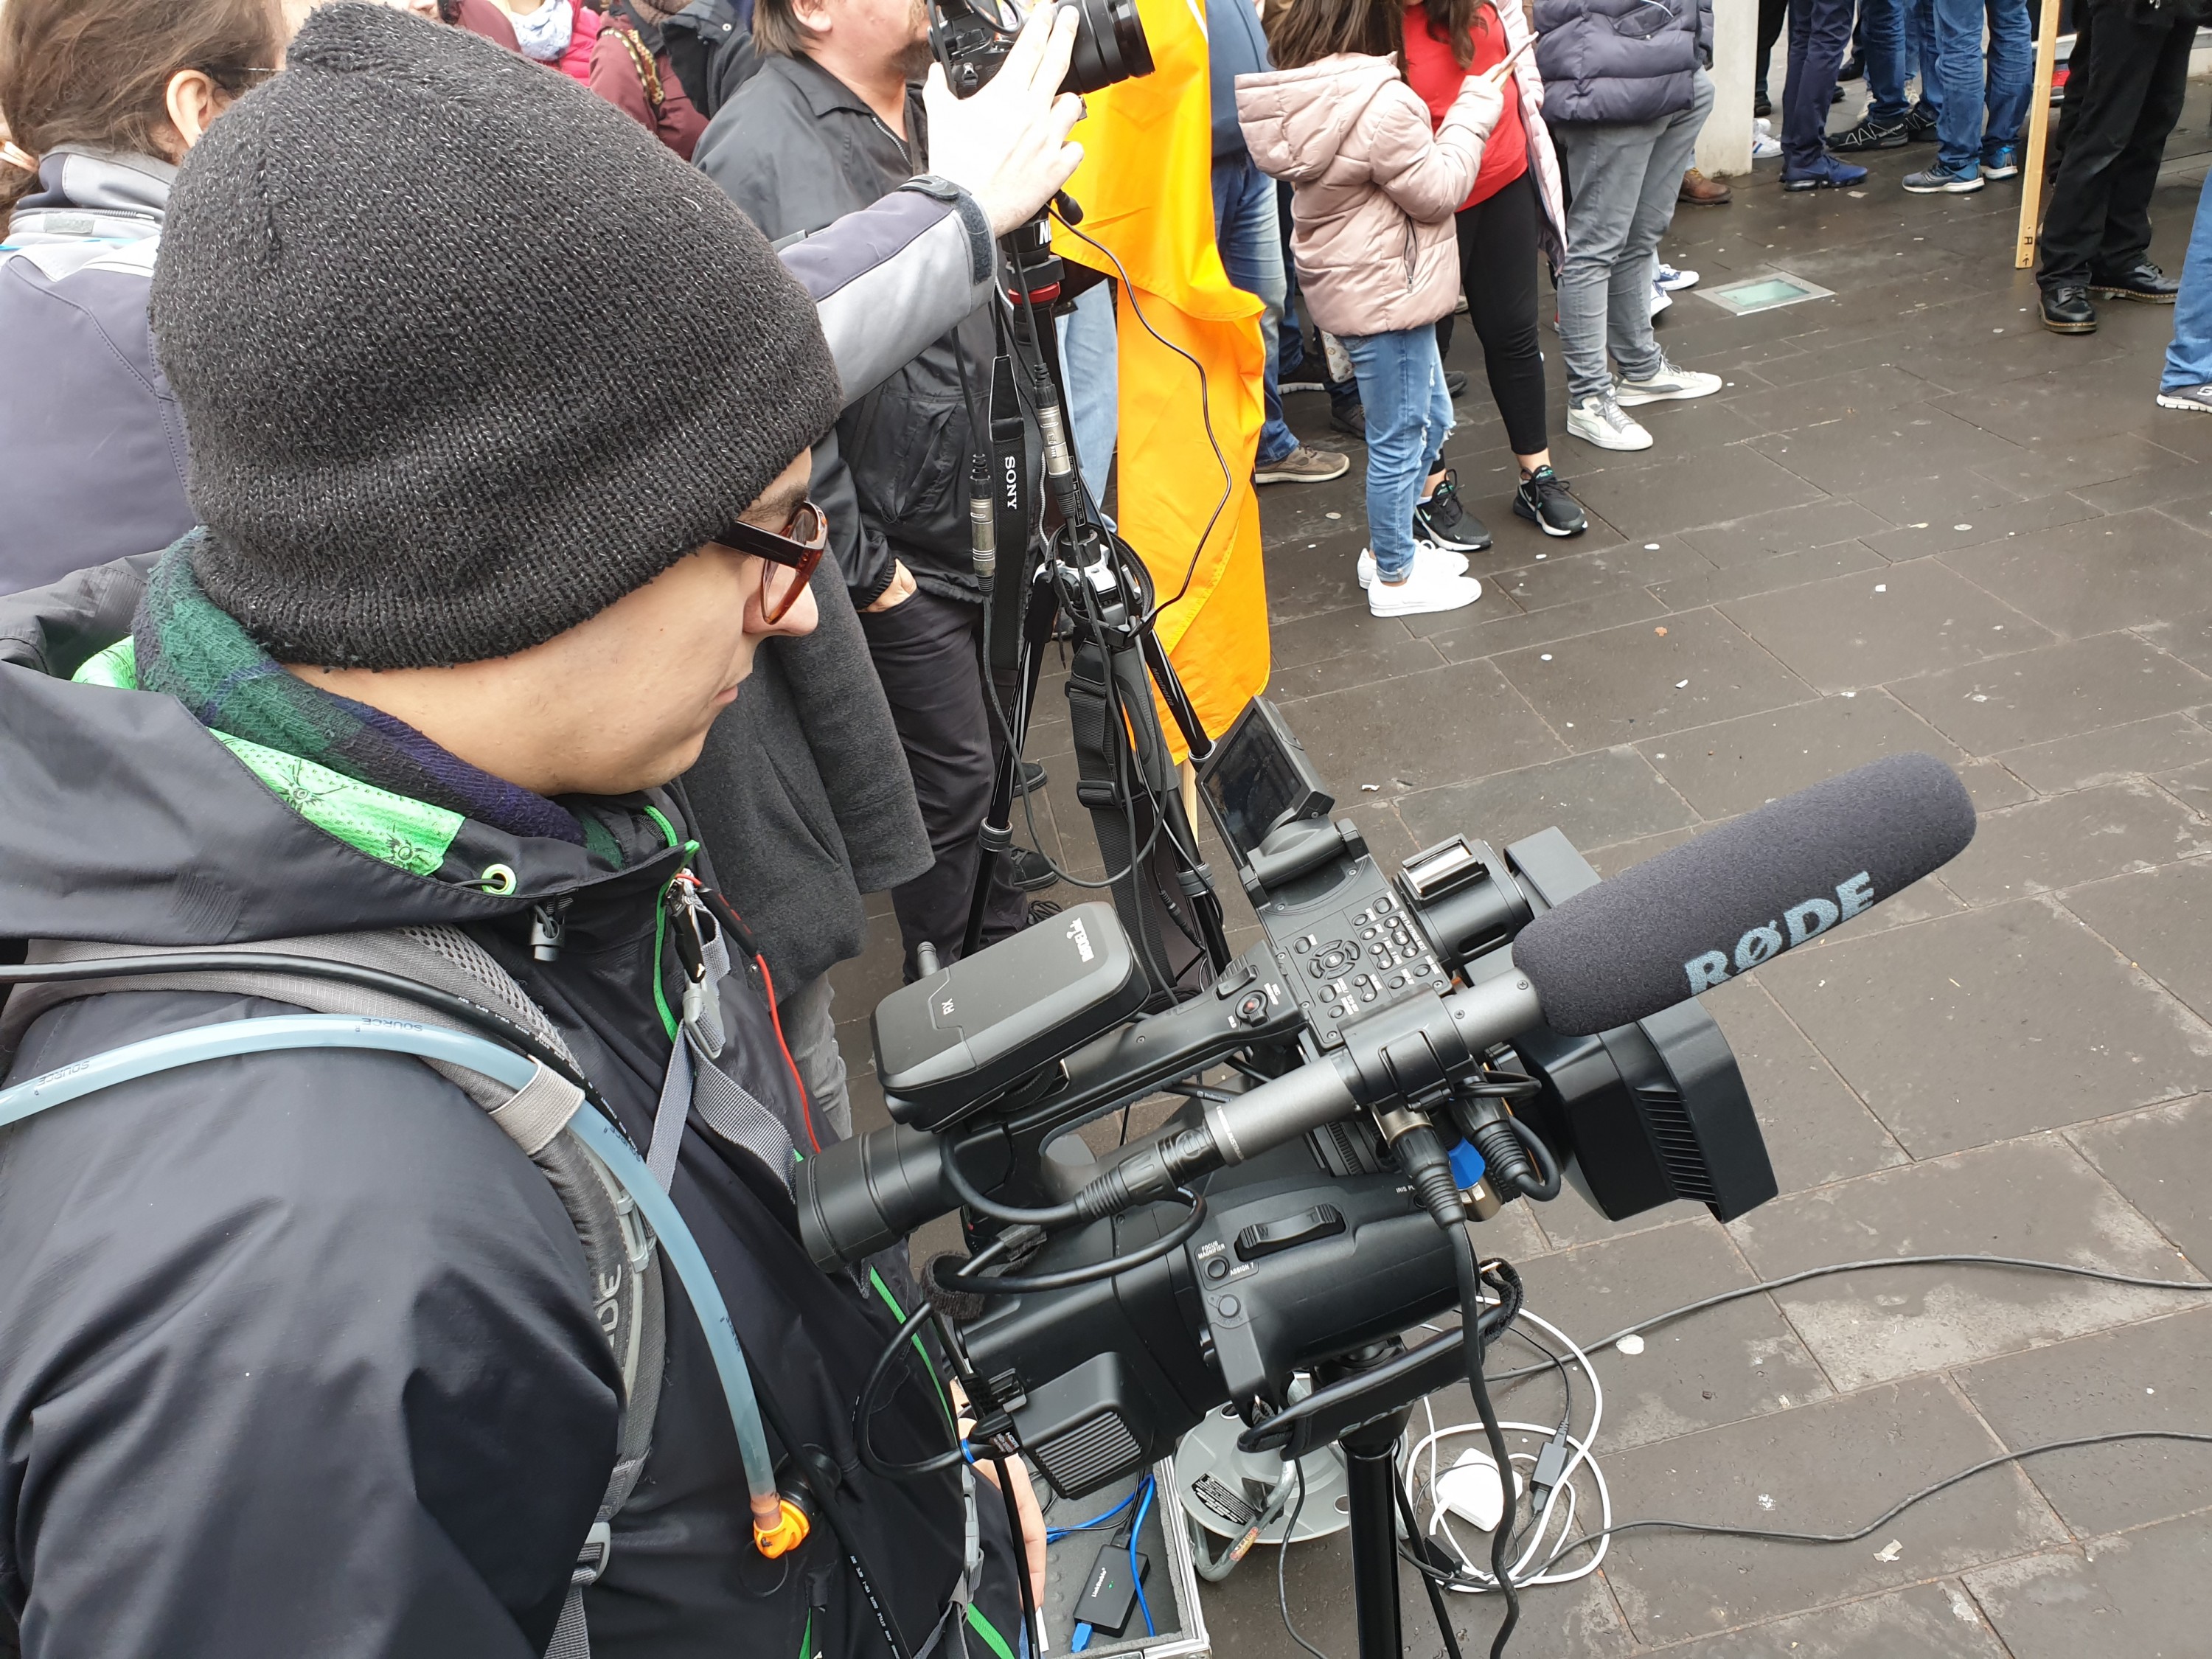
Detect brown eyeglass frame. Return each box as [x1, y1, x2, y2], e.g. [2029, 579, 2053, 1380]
[712, 500, 828, 625]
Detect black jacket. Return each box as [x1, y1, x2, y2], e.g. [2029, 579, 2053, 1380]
[697, 55, 1001, 608]
[0, 609, 1017, 1656]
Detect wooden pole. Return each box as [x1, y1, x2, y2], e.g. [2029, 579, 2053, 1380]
[2015, 0, 2065, 268]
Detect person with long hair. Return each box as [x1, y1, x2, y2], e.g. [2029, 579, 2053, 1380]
[1239, 0, 1505, 618]
[1403, 0, 1586, 538]
[0, 0, 287, 594]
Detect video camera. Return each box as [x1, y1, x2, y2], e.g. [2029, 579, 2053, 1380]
[798, 699, 1975, 1503]
[928, 0, 1153, 97]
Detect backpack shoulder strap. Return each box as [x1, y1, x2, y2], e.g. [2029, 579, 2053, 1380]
[4, 930, 664, 1659]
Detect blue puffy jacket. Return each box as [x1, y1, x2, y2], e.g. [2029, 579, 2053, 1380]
[1532, 0, 1713, 125]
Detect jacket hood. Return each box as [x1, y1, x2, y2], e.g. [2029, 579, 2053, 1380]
[1234, 54, 1402, 184]
[0, 647, 681, 950]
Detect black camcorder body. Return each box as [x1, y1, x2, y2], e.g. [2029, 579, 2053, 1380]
[798, 698, 1793, 1499]
[928, 0, 1153, 97]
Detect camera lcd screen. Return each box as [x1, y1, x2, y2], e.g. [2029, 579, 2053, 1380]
[1202, 700, 1329, 859]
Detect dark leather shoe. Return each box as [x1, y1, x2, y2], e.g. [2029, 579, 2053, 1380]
[2091, 262, 2181, 304]
[2039, 285, 2098, 333]
[1679, 167, 1733, 206]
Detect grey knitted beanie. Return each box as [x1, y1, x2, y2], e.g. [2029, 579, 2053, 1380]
[150, 2, 841, 669]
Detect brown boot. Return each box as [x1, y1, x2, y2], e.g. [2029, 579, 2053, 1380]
[1679, 167, 1733, 206]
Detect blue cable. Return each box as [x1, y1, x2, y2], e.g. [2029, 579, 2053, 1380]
[1130, 1475, 1155, 1637]
[1044, 1487, 1138, 1544]
[1069, 1624, 1094, 1652]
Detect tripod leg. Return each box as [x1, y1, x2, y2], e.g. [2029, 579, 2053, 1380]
[962, 573, 1061, 959]
[1341, 1420, 1407, 1659]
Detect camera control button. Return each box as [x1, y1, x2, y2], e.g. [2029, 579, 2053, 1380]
[1294, 934, 1315, 953]
[1203, 1256, 1231, 1282]
[1386, 973, 1405, 989]
[1375, 894, 1395, 913]
[1215, 1295, 1242, 1319]
[1237, 991, 1269, 1025]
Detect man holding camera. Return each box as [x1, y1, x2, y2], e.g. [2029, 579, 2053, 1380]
[698, 0, 1040, 982]
[0, 6, 1069, 1652]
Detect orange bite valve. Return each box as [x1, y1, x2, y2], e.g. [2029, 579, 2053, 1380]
[754, 1497, 811, 1558]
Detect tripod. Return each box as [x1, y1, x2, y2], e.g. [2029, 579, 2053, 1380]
[959, 206, 1231, 998]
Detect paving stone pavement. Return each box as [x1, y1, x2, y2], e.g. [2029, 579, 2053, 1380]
[831, 80, 2212, 1659]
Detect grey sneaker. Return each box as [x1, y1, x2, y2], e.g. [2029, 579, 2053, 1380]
[1254, 443, 1352, 484]
[1566, 392, 1653, 451]
[1615, 357, 1723, 406]
[2155, 384, 2212, 414]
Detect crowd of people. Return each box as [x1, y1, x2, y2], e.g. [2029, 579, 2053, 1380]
[0, 0, 2206, 1649]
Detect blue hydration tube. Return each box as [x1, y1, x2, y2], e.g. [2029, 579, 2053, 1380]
[0, 1014, 784, 1531]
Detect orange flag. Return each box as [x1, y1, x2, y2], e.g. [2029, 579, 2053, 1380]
[1053, 0, 1269, 758]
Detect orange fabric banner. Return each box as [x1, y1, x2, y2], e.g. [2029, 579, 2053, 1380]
[1053, 0, 1270, 757]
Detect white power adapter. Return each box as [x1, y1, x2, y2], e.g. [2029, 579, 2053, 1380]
[1435, 1449, 1526, 1534]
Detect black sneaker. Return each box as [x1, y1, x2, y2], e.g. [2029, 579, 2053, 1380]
[1018, 757, 1048, 791]
[1512, 466, 1587, 538]
[1006, 846, 1059, 891]
[1829, 114, 1909, 151]
[1901, 102, 1938, 142]
[1412, 469, 1491, 552]
[1329, 398, 1366, 437]
[1444, 369, 1470, 399]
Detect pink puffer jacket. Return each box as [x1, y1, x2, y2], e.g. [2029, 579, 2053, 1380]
[1237, 55, 1502, 338]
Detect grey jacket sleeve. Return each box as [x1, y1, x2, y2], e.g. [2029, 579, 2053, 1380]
[0, 553, 155, 676]
[0, 990, 621, 1658]
[773, 184, 996, 408]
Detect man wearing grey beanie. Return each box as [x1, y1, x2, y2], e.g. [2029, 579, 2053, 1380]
[0, 5, 1077, 1655]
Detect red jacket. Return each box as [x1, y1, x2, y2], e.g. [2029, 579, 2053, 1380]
[589, 10, 709, 159]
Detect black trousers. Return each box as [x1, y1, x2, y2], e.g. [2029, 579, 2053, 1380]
[1433, 172, 1551, 459]
[1758, 0, 1790, 95]
[858, 584, 1027, 979]
[2037, 0, 2197, 289]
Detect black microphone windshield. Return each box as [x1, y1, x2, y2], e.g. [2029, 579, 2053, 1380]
[1512, 752, 1975, 1036]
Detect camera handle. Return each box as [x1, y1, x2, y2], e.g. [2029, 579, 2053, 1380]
[960, 207, 1230, 993]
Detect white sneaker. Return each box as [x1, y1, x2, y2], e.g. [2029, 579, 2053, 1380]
[1656, 262, 1700, 291]
[1615, 357, 1724, 406]
[1357, 540, 1470, 588]
[1752, 131, 1783, 160]
[1567, 392, 1654, 451]
[1367, 562, 1484, 617]
[1649, 284, 1672, 318]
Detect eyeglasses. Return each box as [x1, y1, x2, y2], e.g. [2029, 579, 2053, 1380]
[711, 500, 827, 625]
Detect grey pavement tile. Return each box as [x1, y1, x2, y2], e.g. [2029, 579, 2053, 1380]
[1726, 1135, 2200, 1390]
[1478, 538, 1714, 611]
[1268, 602, 1425, 673]
[1955, 1308, 2212, 1536]
[2062, 860, 2212, 1026]
[2132, 603, 2212, 679]
[1270, 636, 1450, 701]
[1638, 692, 1965, 820]
[1964, 1509, 2212, 1659]
[1638, 1581, 2011, 1658]
[1723, 365, 1946, 434]
[1498, 1214, 1834, 1451]
[1492, 610, 1816, 754]
[1966, 433, 2194, 501]
[1720, 557, 2051, 692]
[1753, 900, 2212, 1155]
[1697, 976, 1906, 1196]
[1396, 748, 1696, 861]
[1954, 757, 2036, 813]
[1933, 364, 2198, 449]
[1584, 826, 1697, 878]
[1839, 465, 2031, 533]
[1649, 540, 1887, 612]
[826, 907, 909, 1037]
[1992, 714, 2212, 796]
[1528, 1187, 1710, 1253]
[1599, 1377, 2066, 1645]
[2151, 754, 2212, 818]
[1884, 631, 2212, 754]
[1199, 1500, 1638, 1659]
[1855, 490, 2101, 562]
[1677, 499, 1896, 569]
[1269, 658, 1567, 800]
[2070, 454, 2212, 512]
[1563, 445, 1829, 540]
[2156, 489, 2212, 536]
[1427, 590, 1674, 664]
[1940, 509, 2212, 641]
[2068, 1094, 2212, 1273]
[1746, 407, 2029, 499]
[1938, 781, 2212, 905]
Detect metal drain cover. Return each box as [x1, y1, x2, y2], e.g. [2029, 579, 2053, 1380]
[1700, 271, 1835, 315]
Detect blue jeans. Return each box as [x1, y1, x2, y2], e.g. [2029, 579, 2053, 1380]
[1784, 0, 1856, 173]
[1932, 0, 2033, 174]
[1211, 152, 1299, 467]
[1338, 327, 1453, 582]
[1859, 0, 1914, 122]
[1055, 280, 1119, 512]
[2163, 170, 2212, 392]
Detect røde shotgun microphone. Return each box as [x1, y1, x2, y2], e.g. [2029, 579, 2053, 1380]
[1512, 751, 1977, 1037]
